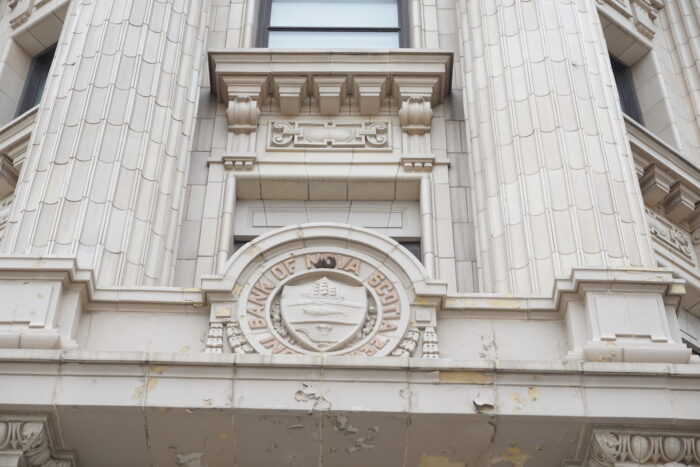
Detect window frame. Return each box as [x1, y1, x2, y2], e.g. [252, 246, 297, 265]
[257, 0, 409, 48]
[15, 44, 56, 117]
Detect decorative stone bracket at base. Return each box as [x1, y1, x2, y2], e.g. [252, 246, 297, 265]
[559, 268, 692, 364]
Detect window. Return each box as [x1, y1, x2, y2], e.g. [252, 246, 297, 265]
[16, 44, 55, 117]
[610, 54, 644, 125]
[261, 0, 405, 48]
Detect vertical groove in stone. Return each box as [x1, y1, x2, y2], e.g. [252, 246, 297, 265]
[666, 0, 700, 133]
[460, 0, 655, 295]
[4, 0, 210, 287]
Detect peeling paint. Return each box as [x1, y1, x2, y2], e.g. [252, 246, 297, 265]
[179, 346, 191, 352]
[419, 454, 466, 467]
[473, 393, 495, 413]
[151, 366, 167, 375]
[491, 447, 531, 466]
[202, 398, 213, 406]
[175, 453, 205, 467]
[527, 387, 539, 401]
[333, 415, 359, 434]
[294, 382, 331, 410]
[215, 306, 231, 318]
[439, 371, 493, 384]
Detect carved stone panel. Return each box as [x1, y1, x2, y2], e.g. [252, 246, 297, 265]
[267, 121, 391, 151]
[646, 208, 696, 264]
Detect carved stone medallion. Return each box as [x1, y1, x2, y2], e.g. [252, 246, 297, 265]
[237, 251, 409, 356]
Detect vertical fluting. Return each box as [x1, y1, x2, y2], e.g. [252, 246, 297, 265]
[459, 0, 655, 295]
[4, 0, 209, 286]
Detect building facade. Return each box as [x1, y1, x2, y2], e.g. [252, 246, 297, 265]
[0, 0, 699, 465]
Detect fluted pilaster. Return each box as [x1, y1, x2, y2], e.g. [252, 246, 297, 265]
[4, 0, 209, 286]
[460, 0, 655, 294]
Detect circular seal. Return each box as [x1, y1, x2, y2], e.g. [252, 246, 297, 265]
[237, 248, 410, 356]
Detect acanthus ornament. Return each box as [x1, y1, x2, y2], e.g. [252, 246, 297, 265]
[268, 121, 390, 150]
[0, 416, 75, 466]
[586, 430, 700, 467]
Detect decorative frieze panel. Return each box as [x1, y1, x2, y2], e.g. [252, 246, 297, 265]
[646, 208, 696, 264]
[268, 121, 390, 151]
[582, 429, 700, 467]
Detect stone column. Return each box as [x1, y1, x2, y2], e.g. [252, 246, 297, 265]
[459, 0, 656, 295]
[3, 0, 209, 286]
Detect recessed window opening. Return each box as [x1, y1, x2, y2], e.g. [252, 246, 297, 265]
[261, 0, 406, 48]
[16, 44, 56, 117]
[610, 54, 643, 125]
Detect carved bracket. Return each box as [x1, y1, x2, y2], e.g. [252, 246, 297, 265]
[268, 121, 390, 150]
[0, 415, 75, 467]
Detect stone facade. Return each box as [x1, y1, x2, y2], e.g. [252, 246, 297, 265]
[0, 0, 699, 465]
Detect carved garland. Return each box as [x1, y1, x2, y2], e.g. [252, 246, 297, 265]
[587, 430, 700, 467]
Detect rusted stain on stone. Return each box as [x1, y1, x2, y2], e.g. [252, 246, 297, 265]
[419, 454, 466, 467]
[439, 371, 493, 384]
[491, 447, 531, 466]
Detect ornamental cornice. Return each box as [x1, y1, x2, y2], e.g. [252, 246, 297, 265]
[208, 49, 453, 122]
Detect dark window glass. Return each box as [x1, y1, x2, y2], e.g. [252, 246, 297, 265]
[16, 45, 56, 117]
[262, 0, 405, 48]
[610, 54, 643, 124]
[399, 241, 421, 261]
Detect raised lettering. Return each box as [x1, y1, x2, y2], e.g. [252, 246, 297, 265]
[249, 318, 267, 329]
[260, 336, 294, 354]
[378, 320, 398, 332]
[341, 257, 361, 276]
[368, 270, 385, 287]
[380, 290, 398, 305]
[247, 304, 265, 319]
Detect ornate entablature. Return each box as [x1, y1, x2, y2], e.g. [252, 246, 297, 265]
[201, 223, 447, 358]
